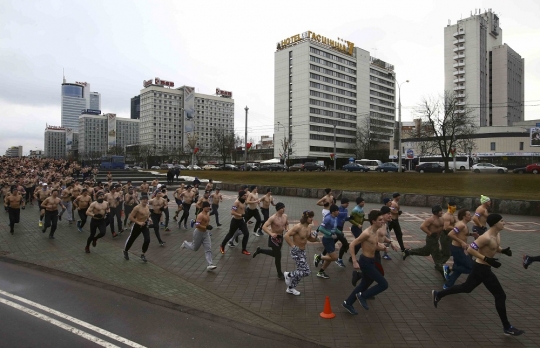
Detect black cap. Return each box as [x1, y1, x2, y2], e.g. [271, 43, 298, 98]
[393, 192, 401, 198]
[380, 206, 391, 214]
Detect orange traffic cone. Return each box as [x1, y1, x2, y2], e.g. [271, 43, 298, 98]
[319, 296, 336, 319]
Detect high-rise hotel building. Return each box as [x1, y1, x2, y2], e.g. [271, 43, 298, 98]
[274, 30, 396, 160]
[61, 78, 101, 131]
[444, 9, 524, 126]
[138, 78, 234, 154]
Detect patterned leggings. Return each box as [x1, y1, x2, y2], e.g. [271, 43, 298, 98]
[289, 246, 311, 288]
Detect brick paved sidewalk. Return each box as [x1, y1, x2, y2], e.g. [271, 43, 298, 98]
[1, 192, 539, 348]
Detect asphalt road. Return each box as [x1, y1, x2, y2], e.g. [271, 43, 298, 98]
[0, 261, 297, 348]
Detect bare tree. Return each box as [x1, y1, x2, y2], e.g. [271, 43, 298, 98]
[212, 129, 236, 165]
[415, 91, 477, 170]
[107, 145, 125, 156]
[138, 145, 156, 169]
[354, 117, 379, 159]
[278, 136, 296, 166]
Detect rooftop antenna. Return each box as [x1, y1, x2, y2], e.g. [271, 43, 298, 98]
[62, 68, 66, 83]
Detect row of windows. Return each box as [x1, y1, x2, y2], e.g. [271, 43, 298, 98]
[310, 125, 356, 136]
[310, 107, 357, 121]
[370, 97, 395, 108]
[309, 47, 356, 67]
[370, 90, 394, 101]
[310, 56, 356, 75]
[309, 133, 354, 143]
[370, 104, 394, 113]
[370, 68, 394, 80]
[309, 90, 356, 105]
[310, 73, 356, 90]
[309, 82, 356, 97]
[310, 65, 356, 82]
[310, 99, 357, 113]
[369, 117, 394, 128]
[309, 116, 356, 128]
[370, 75, 394, 87]
[310, 146, 355, 154]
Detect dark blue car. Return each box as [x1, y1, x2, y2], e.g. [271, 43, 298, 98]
[375, 162, 402, 172]
[342, 163, 370, 172]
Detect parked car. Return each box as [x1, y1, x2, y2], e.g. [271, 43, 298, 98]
[526, 163, 540, 174]
[303, 162, 326, 172]
[240, 163, 259, 171]
[160, 163, 174, 170]
[131, 166, 142, 170]
[150, 166, 160, 170]
[187, 165, 202, 170]
[124, 165, 131, 170]
[375, 162, 403, 172]
[342, 163, 369, 172]
[513, 167, 528, 174]
[415, 162, 453, 173]
[264, 163, 288, 172]
[174, 164, 187, 170]
[472, 163, 508, 173]
[203, 164, 217, 170]
[288, 163, 304, 172]
[219, 164, 239, 171]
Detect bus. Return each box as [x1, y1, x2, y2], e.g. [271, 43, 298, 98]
[100, 155, 125, 169]
[418, 155, 473, 171]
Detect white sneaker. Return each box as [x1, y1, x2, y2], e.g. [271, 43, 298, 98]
[284, 271, 292, 287]
[286, 287, 300, 296]
[228, 240, 236, 248]
[206, 264, 217, 271]
[181, 241, 187, 249]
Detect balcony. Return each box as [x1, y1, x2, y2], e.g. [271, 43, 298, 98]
[454, 93, 465, 98]
[455, 109, 465, 114]
[453, 62, 465, 68]
[456, 101, 466, 106]
[453, 38, 465, 45]
[454, 85, 465, 91]
[453, 47, 465, 53]
[453, 31, 465, 38]
[453, 53, 465, 60]
[453, 70, 464, 76]
[453, 77, 466, 83]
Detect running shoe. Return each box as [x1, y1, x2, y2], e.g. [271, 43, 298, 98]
[286, 287, 300, 296]
[504, 326, 524, 336]
[112, 232, 118, 238]
[183, 224, 188, 229]
[442, 284, 450, 290]
[432, 290, 439, 308]
[335, 259, 346, 268]
[382, 254, 392, 260]
[77, 220, 81, 229]
[160, 222, 165, 227]
[356, 293, 369, 310]
[314, 254, 322, 267]
[316, 271, 330, 279]
[78, 226, 83, 233]
[39, 221, 43, 227]
[220, 245, 225, 254]
[159, 242, 166, 246]
[402, 249, 410, 261]
[92, 238, 97, 247]
[253, 230, 260, 237]
[164, 227, 170, 232]
[443, 265, 451, 280]
[217, 223, 222, 227]
[241, 250, 251, 256]
[342, 301, 358, 315]
[207, 264, 217, 271]
[284, 272, 292, 287]
[252, 247, 261, 258]
[85, 246, 90, 253]
[58, 215, 62, 221]
[256, 231, 264, 237]
[228, 240, 236, 248]
[140, 254, 147, 263]
[190, 219, 195, 228]
[181, 241, 187, 249]
[523, 255, 531, 269]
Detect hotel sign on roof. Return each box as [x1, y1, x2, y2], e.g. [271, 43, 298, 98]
[276, 30, 354, 56]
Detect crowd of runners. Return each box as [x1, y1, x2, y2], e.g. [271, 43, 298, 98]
[1, 156, 536, 337]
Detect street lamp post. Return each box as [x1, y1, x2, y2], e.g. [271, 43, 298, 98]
[397, 80, 409, 173]
[244, 106, 249, 167]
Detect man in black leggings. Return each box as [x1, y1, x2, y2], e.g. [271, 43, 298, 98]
[220, 190, 251, 255]
[84, 191, 110, 253]
[252, 202, 288, 279]
[432, 214, 524, 336]
[523, 254, 540, 269]
[123, 195, 151, 262]
[388, 192, 405, 252]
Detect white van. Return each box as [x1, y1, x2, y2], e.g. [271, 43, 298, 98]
[355, 159, 383, 171]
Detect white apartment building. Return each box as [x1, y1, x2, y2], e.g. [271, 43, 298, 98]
[5, 146, 23, 157]
[78, 113, 139, 157]
[61, 78, 101, 131]
[44, 126, 66, 158]
[444, 9, 524, 127]
[139, 79, 234, 155]
[274, 30, 396, 160]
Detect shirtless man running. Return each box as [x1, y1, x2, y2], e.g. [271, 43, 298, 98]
[388, 192, 405, 252]
[74, 188, 92, 232]
[316, 188, 334, 219]
[472, 195, 491, 236]
[258, 188, 276, 233]
[5, 186, 25, 234]
[181, 201, 216, 271]
[85, 191, 110, 253]
[208, 187, 223, 227]
[41, 189, 66, 239]
[253, 202, 289, 279]
[123, 195, 152, 262]
[432, 214, 524, 336]
[283, 210, 319, 296]
[34, 183, 50, 227]
[443, 208, 473, 288]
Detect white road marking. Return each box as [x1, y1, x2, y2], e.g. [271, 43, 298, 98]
[0, 297, 120, 348]
[0, 289, 146, 348]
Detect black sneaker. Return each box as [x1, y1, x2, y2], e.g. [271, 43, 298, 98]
[523, 255, 531, 269]
[355, 292, 369, 310]
[123, 250, 129, 260]
[402, 249, 410, 261]
[58, 215, 62, 221]
[49, 235, 55, 239]
[432, 290, 439, 308]
[252, 246, 261, 258]
[316, 271, 330, 279]
[342, 301, 358, 315]
[504, 326, 524, 336]
[140, 254, 147, 263]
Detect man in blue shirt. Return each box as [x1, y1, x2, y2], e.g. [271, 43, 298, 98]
[313, 205, 344, 279]
[319, 198, 351, 268]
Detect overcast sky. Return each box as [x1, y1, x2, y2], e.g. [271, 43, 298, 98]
[1, 0, 539, 155]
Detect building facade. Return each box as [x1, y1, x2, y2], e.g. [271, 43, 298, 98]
[131, 95, 140, 119]
[44, 126, 66, 158]
[138, 79, 234, 155]
[444, 9, 524, 127]
[5, 146, 23, 157]
[274, 31, 396, 160]
[78, 113, 139, 157]
[61, 79, 101, 131]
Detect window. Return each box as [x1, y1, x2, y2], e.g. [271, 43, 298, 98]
[490, 142, 496, 151]
[519, 142, 524, 150]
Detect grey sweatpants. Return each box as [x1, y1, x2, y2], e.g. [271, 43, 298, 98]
[184, 229, 213, 265]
